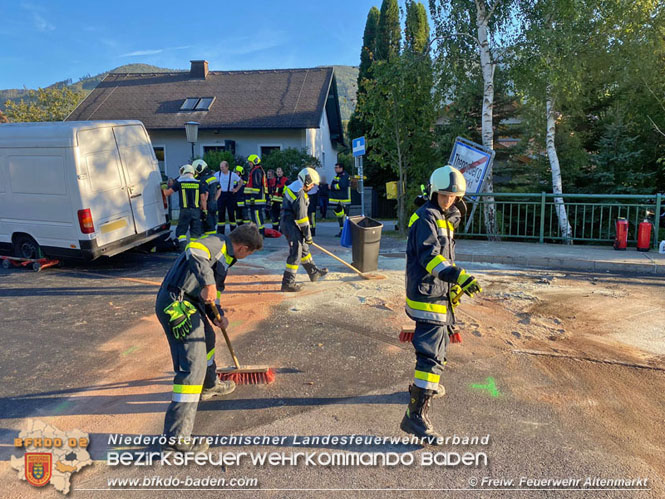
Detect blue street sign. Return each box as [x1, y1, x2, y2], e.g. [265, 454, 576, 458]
[352, 136, 365, 157]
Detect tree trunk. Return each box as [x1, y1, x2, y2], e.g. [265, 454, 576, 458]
[545, 85, 573, 243]
[395, 127, 407, 236]
[476, 0, 499, 240]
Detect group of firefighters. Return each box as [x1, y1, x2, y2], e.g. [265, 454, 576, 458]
[158, 159, 481, 452]
[163, 156, 353, 250]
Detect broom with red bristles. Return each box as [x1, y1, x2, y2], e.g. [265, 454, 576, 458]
[399, 326, 462, 344]
[208, 303, 275, 385]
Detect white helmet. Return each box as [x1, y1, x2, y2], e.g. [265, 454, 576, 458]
[298, 167, 320, 187]
[192, 159, 208, 175]
[180, 164, 195, 176]
[430, 165, 466, 197]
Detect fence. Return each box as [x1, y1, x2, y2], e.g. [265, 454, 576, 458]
[461, 192, 663, 248]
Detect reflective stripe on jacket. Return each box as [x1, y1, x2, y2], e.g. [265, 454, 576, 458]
[329, 171, 351, 204]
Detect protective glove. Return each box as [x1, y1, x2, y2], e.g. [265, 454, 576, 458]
[163, 300, 197, 340]
[449, 284, 463, 308]
[305, 236, 314, 245]
[456, 270, 482, 298]
[201, 209, 208, 221]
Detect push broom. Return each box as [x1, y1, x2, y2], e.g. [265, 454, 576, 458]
[399, 291, 463, 344]
[310, 242, 386, 280]
[208, 303, 275, 385]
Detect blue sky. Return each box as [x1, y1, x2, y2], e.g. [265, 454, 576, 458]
[0, 0, 382, 89]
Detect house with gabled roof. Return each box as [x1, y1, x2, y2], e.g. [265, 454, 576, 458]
[67, 60, 345, 182]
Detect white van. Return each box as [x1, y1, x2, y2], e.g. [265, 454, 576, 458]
[0, 120, 169, 260]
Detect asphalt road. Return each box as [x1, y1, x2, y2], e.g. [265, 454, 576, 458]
[0, 237, 662, 498]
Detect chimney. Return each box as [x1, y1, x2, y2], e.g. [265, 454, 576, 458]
[190, 60, 209, 79]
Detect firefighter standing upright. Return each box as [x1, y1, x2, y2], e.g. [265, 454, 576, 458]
[244, 155, 268, 236]
[155, 224, 263, 452]
[233, 166, 248, 226]
[162, 164, 206, 251]
[330, 163, 351, 237]
[401, 165, 482, 442]
[280, 168, 328, 292]
[193, 159, 219, 237]
[270, 167, 288, 232]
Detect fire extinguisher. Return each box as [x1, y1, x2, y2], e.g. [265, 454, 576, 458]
[637, 211, 653, 252]
[614, 218, 628, 250]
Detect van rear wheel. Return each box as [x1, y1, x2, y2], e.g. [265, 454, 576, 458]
[13, 235, 43, 260]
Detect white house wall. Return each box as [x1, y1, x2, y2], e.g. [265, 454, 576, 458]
[305, 112, 338, 186]
[149, 129, 306, 179]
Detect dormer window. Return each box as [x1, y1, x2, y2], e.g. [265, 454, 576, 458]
[179, 97, 215, 112]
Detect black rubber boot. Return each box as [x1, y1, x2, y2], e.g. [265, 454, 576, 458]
[400, 384, 442, 444]
[303, 262, 328, 282]
[201, 379, 236, 401]
[281, 271, 302, 292]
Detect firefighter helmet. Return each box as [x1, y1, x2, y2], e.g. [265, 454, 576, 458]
[298, 167, 320, 187]
[192, 159, 208, 176]
[235, 165, 244, 174]
[180, 164, 195, 176]
[429, 165, 466, 197]
[247, 154, 261, 165]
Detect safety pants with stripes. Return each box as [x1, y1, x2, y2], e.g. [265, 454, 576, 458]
[249, 204, 266, 235]
[175, 208, 203, 251]
[411, 321, 450, 391]
[156, 290, 218, 440]
[217, 192, 237, 234]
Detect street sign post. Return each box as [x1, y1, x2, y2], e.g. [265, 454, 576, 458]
[448, 137, 495, 231]
[352, 136, 366, 216]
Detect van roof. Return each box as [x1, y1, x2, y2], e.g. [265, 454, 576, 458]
[0, 120, 145, 148]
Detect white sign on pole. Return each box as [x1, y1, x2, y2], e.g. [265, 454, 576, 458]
[448, 137, 495, 196]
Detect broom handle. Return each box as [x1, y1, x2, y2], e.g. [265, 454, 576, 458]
[311, 242, 365, 276]
[208, 302, 241, 369]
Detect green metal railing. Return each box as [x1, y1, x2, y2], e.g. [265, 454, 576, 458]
[461, 192, 663, 248]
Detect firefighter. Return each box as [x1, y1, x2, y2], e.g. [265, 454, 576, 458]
[193, 159, 219, 237]
[280, 167, 328, 292]
[233, 165, 248, 226]
[270, 167, 288, 232]
[155, 224, 263, 453]
[330, 163, 351, 237]
[163, 164, 205, 251]
[401, 165, 482, 443]
[244, 154, 268, 236]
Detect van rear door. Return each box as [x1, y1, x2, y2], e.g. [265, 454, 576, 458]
[112, 125, 165, 234]
[78, 127, 136, 246]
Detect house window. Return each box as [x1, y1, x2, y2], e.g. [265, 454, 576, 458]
[195, 97, 215, 111]
[180, 98, 198, 111]
[260, 146, 281, 158]
[153, 146, 166, 176]
[203, 145, 226, 155]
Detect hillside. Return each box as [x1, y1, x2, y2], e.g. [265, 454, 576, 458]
[0, 64, 176, 111]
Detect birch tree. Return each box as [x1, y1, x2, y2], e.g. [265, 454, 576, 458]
[429, 0, 523, 239]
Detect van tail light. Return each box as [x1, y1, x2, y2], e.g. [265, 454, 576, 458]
[78, 209, 95, 234]
[161, 189, 168, 209]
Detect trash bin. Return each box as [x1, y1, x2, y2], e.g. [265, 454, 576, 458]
[348, 215, 383, 272]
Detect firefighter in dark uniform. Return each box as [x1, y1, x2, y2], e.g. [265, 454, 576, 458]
[270, 167, 288, 232]
[234, 165, 249, 226]
[193, 159, 219, 237]
[280, 167, 328, 292]
[155, 224, 263, 453]
[330, 163, 351, 237]
[163, 164, 205, 251]
[244, 154, 268, 236]
[401, 165, 482, 442]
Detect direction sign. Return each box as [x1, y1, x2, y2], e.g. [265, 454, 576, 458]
[352, 136, 365, 157]
[448, 137, 495, 196]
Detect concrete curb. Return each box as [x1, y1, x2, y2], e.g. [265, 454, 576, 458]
[455, 251, 665, 276]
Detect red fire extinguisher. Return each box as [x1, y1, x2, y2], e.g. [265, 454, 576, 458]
[614, 218, 628, 250]
[637, 212, 653, 252]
